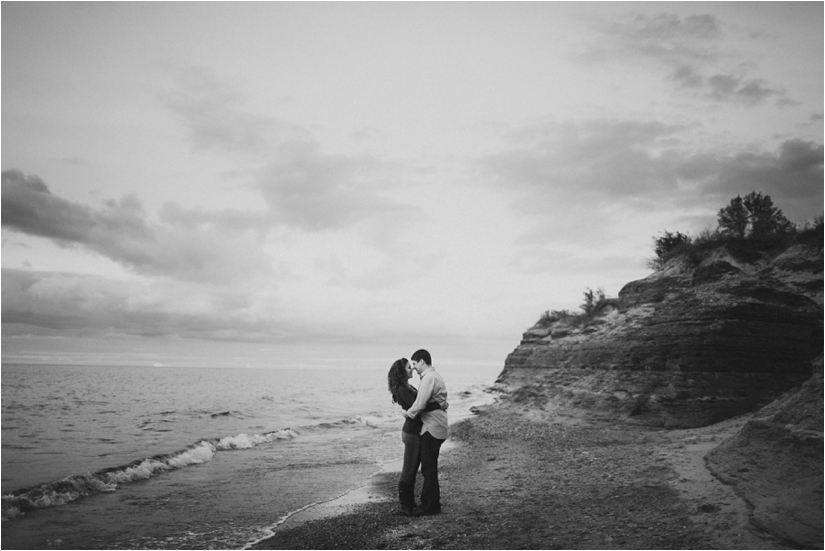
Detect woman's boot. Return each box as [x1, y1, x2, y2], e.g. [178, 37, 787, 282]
[398, 481, 416, 515]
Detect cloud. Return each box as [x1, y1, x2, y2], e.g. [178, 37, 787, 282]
[670, 66, 783, 104]
[675, 139, 824, 218]
[1, 268, 294, 341]
[162, 65, 287, 156]
[481, 120, 823, 225]
[258, 140, 408, 231]
[705, 74, 781, 104]
[601, 12, 789, 106]
[483, 119, 687, 202]
[2, 170, 273, 283]
[670, 64, 704, 89]
[161, 69, 413, 234]
[2, 169, 154, 244]
[158, 202, 270, 233]
[612, 12, 722, 60]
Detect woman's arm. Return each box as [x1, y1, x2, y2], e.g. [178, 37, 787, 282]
[396, 385, 418, 410]
[423, 400, 442, 412]
[405, 379, 450, 419]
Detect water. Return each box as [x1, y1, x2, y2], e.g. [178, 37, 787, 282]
[1, 361, 502, 549]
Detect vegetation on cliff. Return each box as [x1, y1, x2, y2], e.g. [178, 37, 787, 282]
[647, 191, 823, 271]
[536, 192, 822, 331]
[538, 287, 617, 329]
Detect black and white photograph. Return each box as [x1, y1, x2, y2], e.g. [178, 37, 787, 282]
[2, 2, 822, 549]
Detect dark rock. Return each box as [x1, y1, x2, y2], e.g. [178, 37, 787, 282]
[706, 357, 823, 548]
[498, 242, 823, 428]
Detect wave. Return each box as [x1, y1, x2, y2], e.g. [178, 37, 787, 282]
[1, 428, 298, 521]
[0, 389, 495, 522]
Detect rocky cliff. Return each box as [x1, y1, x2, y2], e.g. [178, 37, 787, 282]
[705, 355, 823, 548]
[498, 240, 823, 429]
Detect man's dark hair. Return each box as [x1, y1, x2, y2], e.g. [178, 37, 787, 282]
[411, 349, 432, 366]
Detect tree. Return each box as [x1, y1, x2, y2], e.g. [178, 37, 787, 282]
[717, 192, 792, 238]
[743, 192, 793, 236]
[717, 196, 749, 237]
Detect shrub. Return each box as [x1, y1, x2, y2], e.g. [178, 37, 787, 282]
[797, 216, 824, 250]
[580, 287, 607, 317]
[537, 309, 574, 327]
[551, 309, 575, 320]
[537, 289, 611, 330]
[538, 310, 554, 327]
[647, 231, 693, 269]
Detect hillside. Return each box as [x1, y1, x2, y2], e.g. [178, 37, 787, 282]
[499, 239, 822, 428]
[494, 236, 823, 547]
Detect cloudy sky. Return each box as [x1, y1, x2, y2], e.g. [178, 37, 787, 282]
[2, 2, 823, 370]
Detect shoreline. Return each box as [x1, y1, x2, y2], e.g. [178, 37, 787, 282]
[244, 457, 407, 549]
[251, 404, 793, 550]
[245, 440, 466, 548]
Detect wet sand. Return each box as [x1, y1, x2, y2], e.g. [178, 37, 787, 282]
[251, 406, 793, 550]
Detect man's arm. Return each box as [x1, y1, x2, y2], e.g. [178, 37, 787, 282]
[405, 374, 434, 418]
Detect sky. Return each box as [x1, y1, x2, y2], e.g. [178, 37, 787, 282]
[2, 1, 823, 370]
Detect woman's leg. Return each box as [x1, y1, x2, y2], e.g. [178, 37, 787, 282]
[398, 431, 421, 510]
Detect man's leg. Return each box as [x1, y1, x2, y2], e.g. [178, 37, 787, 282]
[419, 431, 445, 514]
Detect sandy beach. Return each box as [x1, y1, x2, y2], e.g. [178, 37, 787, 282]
[250, 403, 794, 550]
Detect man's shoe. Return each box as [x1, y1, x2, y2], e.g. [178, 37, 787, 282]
[412, 506, 441, 517]
[397, 506, 415, 516]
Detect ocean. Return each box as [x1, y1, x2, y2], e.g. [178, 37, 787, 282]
[1, 360, 503, 549]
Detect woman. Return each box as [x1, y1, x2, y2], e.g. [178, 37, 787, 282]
[387, 357, 446, 516]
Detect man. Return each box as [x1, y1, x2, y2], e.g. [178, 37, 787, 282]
[404, 349, 448, 516]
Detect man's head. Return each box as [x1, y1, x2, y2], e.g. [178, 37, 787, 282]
[410, 349, 432, 374]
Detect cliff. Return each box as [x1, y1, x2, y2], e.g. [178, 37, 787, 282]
[497, 240, 823, 429]
[493, 236, 823, 548]
[706, 355, 823, 548]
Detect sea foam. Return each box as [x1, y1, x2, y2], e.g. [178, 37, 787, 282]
[1, 429, 297, 521]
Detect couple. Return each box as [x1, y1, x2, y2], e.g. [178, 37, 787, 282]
[386, 349, 448, 517]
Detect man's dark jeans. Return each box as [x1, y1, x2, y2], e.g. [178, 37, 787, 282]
[419, 431, 445, 513]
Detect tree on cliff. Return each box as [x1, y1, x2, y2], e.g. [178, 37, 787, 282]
[717, 192, 793, 238]
[648, 192, 806, 270]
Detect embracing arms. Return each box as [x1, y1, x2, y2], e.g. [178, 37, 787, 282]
[396, 384, 447, 417]
[404, 374, 447, 419]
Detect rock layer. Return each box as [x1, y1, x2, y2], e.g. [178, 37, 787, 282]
[706, 357, 823, 548]
[498, 242, 823, 428]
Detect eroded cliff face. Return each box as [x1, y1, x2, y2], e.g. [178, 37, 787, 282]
[498, 243, 823, 428]
[705, 356, 823, 548]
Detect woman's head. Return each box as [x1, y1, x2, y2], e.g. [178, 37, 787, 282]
[387, 357, 410, 403]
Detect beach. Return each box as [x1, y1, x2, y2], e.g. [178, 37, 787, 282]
[252, 404, 793, 550]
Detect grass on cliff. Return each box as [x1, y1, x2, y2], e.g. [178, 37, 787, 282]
[647, 216, 823, 271]
[538, 288, 618, 330]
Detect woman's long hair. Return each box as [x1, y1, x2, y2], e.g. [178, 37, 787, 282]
[387, 358, 410, 404]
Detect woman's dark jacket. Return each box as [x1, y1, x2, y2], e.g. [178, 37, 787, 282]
[396, 384, 441, 435]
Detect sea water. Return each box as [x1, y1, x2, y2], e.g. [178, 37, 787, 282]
[1, 361, 502, 549]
